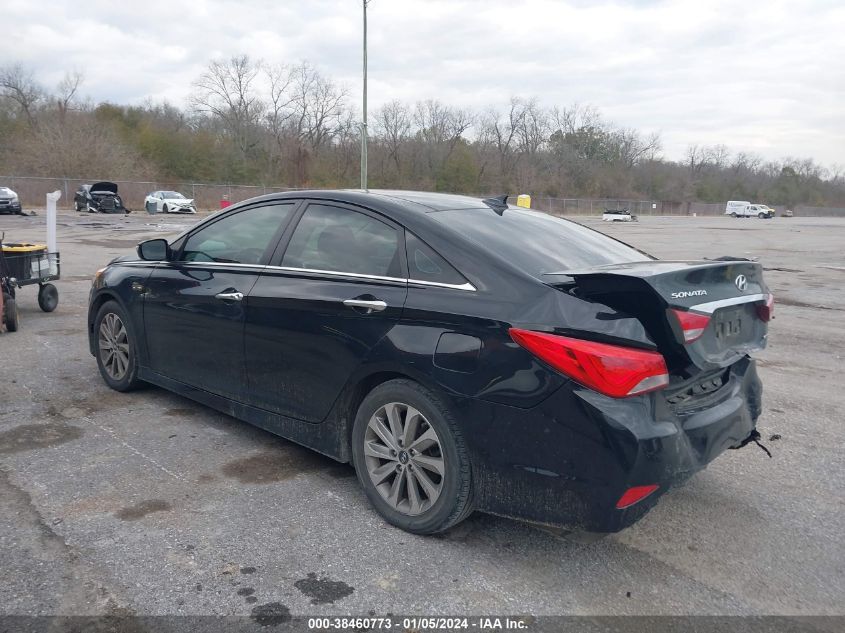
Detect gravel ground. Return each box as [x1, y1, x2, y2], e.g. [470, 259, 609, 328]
[0, 208, 842, 618]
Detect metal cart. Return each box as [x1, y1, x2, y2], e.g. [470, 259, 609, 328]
[0, 237, 61, 312]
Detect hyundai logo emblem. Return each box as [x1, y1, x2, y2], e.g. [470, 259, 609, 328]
[735, 274, 748, 292]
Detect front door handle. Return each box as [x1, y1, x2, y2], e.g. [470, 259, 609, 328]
[215, 291, 244, 302]
[343, 298, 387, 313]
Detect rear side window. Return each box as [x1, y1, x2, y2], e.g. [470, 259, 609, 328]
[282, 203, 401, 277]
[181, 203, 294, 264]
[431, 208, 650, 276]
[405, 232, 467, 286]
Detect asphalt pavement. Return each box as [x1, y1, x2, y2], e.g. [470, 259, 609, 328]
[0, 209, 842, 618]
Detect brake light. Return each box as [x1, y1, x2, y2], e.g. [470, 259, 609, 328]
[508, 329, 669, 398]
[616, 484, 660, 509]
[669, 308, 711, 343]
[756, 293, 774, 322]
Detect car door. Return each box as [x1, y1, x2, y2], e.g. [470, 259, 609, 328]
[142, 201, 299, 401]
[244, 201, 408, 422]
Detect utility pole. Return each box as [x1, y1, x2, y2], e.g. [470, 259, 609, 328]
[361, 0, 369, 191]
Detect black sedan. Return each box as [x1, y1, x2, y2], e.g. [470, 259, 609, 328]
[74, 182, 128, 213]
[87, 191, 772, 534]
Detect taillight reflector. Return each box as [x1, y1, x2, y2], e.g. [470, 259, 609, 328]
[670, 308, 711, 343]
[616, 484, 660, 509]
[508, 329, 669, 398]
[756, 293, 774, 322]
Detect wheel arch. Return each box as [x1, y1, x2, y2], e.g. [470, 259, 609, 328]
[87, 290, 129, 355]
[327, 364, 454, 464]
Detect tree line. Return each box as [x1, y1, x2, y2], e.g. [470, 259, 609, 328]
[1, 57, 843, 208]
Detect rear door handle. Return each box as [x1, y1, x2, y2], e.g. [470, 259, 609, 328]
[343, 298, 387, 313]
[215, 291, 244, 302]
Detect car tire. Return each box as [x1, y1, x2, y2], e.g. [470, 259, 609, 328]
[163, 204, 169, 213]
[758, 212, 765, 219]
[37, 283, 59, 312]
[351, 379, 473, 534]
[3, 293, 18, 332]
[731, 212, 737, 218]
[93, 300, 143, 392]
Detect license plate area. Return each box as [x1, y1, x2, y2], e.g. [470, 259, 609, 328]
[713, 305, 753, 344]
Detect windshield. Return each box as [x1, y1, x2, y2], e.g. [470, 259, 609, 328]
[161, 191, 186, 199]
[431, 207, 651, 276]
[0, 187, 14, 196]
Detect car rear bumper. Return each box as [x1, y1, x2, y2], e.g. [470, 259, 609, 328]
[458, 356, 762, 532]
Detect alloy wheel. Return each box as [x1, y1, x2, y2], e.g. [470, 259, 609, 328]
[98, 312, 130, 381]
[364, 402, 445, 516]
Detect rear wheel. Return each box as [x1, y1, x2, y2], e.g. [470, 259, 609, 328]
[731, 212, 737, 218]
[352, 379, 473, 534]
[3, 293, 18, 332]
[38, 283, 59, 312]
[94, 300, 142, 391]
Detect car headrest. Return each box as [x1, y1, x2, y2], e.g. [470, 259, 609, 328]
[317, 225, 356, 256]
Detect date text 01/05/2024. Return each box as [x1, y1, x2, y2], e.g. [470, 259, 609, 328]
[306, 616, 530, 630]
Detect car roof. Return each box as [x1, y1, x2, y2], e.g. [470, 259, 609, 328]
[249, 189, 493, 213]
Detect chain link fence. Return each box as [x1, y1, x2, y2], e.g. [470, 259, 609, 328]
[0, 176, 300, 212]
[3, 175, 844, 217]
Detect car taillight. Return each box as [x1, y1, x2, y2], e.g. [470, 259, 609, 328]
[756, 293, 774, 322]
[508, 329, 669, 398]
[669, 308, 711, 343]
[616, 484, 660, 509]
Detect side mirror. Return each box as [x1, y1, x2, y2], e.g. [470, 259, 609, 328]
[137, 238, 171, 261]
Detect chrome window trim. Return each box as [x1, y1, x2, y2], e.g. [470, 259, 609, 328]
[267, 265, 406, 284]
[690, 293, 768, 314]
[408, 279, 477, 292]
[115, 261, 477, 291]
[267, 265, 477, 291]
[176, 261, 267, 270]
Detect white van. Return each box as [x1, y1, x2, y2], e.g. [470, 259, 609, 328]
[725, 201, 775, 219]
[725, 201, 751, 217]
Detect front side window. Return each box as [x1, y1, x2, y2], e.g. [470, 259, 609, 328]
[282, 204, 401, 277]
[180, 203, 294, 265]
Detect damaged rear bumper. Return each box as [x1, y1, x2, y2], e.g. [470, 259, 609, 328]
[461, 356, 763, 532]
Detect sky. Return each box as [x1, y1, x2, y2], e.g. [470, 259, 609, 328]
[2, 0, 843, 165]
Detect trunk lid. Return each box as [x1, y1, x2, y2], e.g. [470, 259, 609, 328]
[545, 260, 770, 376]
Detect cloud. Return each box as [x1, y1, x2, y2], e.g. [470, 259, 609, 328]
[2, 0, 843, 164]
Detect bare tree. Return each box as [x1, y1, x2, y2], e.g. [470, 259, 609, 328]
[191, 55, 265, 167]
[0, 63, 43, 126]
[515, 98, 548, 158]
[56, 70, 84, 121]
[373, 99, 411, 175]
[479, 97, 526, 188]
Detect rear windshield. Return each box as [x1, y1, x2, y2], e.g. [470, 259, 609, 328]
[431, 207, 651, 276]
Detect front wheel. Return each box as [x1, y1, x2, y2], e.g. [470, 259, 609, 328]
[38, 283, 59, 312]
[94, 300, 142, 391]
[3, 293, 18, 332]
[352, 379, 473, 534]
[163, 204, 169, 213]
[758, 212, 766, 219]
